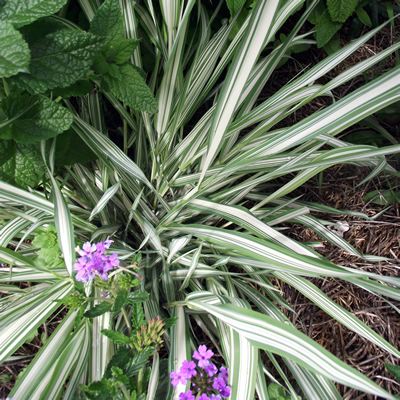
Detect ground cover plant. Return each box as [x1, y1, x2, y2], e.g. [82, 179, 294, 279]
[0, 0, 400, 398]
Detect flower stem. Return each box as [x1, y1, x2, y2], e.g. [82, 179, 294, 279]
[137, 365, 144, 398]
[110, 289, 132, 336]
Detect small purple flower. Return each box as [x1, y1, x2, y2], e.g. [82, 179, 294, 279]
[210, 395, 221, 400]
[198, 394, 210, 400]
[170, 370, 187, 386]
[179, 390, 195, 400]
[212, 377, 226, 391]
[181, 360, 197, 379]
[219, 386, 231, 398]
[103, 236, 113, 249]
[78, 242, 97, 257]
[73, 239, 119, 283]
[205, 363, 218, 377]
[219, 367, 229, 384]
[193, 345, 214, 368]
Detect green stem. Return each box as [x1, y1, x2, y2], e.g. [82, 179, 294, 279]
[119, 382, 131, 400]
[2, 78, 10, 96]
[110, 289, 132, 336]
[137, 365, 144, 398]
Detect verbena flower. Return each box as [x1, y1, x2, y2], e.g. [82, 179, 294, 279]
[179, 390, 195, 400]
[73, 237, 119, 282]
[193, 344, 214, 368]
[170, 345, 231, 398]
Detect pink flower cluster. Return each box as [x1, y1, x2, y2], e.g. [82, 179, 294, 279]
[73, 237, 119, 282]
[170, 345, 231, 400]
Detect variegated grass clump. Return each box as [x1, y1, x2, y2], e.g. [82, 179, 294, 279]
[1, 0, 400, 399]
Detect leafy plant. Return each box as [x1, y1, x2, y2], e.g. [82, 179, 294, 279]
[1, 0, 400, 399]
[0, 0, 156, 188]
[307, 0, 399, 54]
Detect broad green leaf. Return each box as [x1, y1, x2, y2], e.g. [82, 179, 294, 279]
[103, 347, 133, 378]
[13, 30, 103, 93]
[83, 301, 113, 318]
[113, 289, 128, 313]
[0, 140, 46, 187]
[124, 347, 154, 377]
[101, 329, 131, 345]
[51, 80, 94, 99]
[355, 6, 371, 27]
[0, 21, 30, 78]
[89, 0, 124, 48]
[103, 63, 157, 113]
[127, 291, 149, 304]
[2, 94, 73, 142]
[316, 9, 342, 48]
[131, 302, 146, 330]
[0, 0, 68, 28]
[55, 128, 97, 166]
[110, 38, 141, 64]
[226, 0, 246, 17]
[32, 224, 60, 265]
[327, 0, 358, 22]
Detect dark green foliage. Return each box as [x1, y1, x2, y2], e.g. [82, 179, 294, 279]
[1, 94, 73, 142]
[0, 140, 46, 187]
[0, 0, 68, 28]
[131, 302, 147, 330]
[55, 128, 97, 166]
[83, 302, 113, 318]
[12, 30, 103, 93]
[0, 21, 30, 78]
[113, 289, 129, 313]
[101, 329, 131, 345]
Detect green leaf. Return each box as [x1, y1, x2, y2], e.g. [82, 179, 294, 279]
[103, 63, 157, 113]
[355, 6, 372, 27]
[316, 9, 342, 48]
[83, 302, 113, 318]
[0, 0, 68, 28]
[113, 289, 128, 313]
[32, 224, 60, 265]
[225, 0, 246, 17]
[0, 140, 46, 187]
[13, 30, 103, 93]
[104, 348, 133, 379]
[89, 0, 124, 48]
[163, 317, 178, 329]
[51, 80, 94, 99]
[364, 189, 400, 205]
[109, 38, 140, 64]
[126, 290, 149, 304]
[268, 383, 286, 399]
[385, 363, 400, 383]
[323, 37, 340, 55]
[101, 329, 131, 345]
[131, 302, 146, 330]
[124, 347, 154, 377]
[87, 380, 110, 392]
[327, 0, 358, 22]
[0, 21, 30, 78]
[2, 94, 73, 142]
[54, 128, 97, 166]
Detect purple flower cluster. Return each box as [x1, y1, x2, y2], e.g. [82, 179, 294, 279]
[73, 237, 119, 282]
[170, 345, 231, 400]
